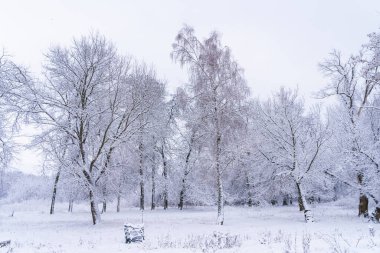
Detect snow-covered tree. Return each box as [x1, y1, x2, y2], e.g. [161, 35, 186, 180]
[254, 88, 330, 222]
[23, 34, 165, 224]
[319, 30, 380, 219]
[0, 52, 30, 197]
[171, 25, 250, 225]
[173, 86, 208, 210]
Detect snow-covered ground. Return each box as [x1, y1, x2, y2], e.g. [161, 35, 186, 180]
[0, 200, 379, 252]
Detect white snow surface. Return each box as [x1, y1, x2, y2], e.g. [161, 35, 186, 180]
[0, 200, 380, 252]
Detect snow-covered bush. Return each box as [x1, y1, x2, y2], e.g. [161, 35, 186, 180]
[154, 232, 245, 252]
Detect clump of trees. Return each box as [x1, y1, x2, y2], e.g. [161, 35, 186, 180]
[0, 25, 380, 225]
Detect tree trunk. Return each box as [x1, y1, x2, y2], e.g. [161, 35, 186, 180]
[178, 178, 186, 210]
[139, 141, 145, 211]
[216, 132, 224, 225]
[213, 91, 224, 225]
[178, 135, 193, 210]
[161, 144, 168, 210]
[282, 194, 291, 206]
[117, 195, 121, 213]
[68, 199, 73, 212]
[296, 182, 305, 211]
[373, 207, 380, 222]
[296, 182, 313, 222]
[102, 185, 107, 213]
[358, 173, 369, 217]
[333, 184, 338, 201]
[102, 201, 107, 213]
[50, 169, 61, 215]
[151, 162, 156, 210]
[246, 173, 253, 207]
[216, 156, 224, 225]
[89, 189, 101, 225]
[359, 193, 369, 217]
[116, 179, 122, 213]
[140, 181, 144, 210]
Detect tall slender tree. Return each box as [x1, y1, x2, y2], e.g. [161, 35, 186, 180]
[171, 25, 249, 225]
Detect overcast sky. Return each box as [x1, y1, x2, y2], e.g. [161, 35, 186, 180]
[1, 0, 379, 174]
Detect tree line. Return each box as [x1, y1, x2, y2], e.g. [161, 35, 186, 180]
[0, 25, 380, 225]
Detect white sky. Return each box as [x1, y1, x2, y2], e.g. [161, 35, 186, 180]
[1, 0, 379, 174]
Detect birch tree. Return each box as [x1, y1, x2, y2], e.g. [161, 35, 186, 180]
[171, 25, 249, 225]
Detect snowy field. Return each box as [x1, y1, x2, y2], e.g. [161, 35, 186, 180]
[1, 200, 380, 253]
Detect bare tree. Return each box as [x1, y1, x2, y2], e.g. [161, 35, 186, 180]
[171, 25, 249, 225]
[319, 34, 380, 218]
[0, 52, 30, 197]
[255, 88, 330, 222]
[23, 34, 165, 224]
